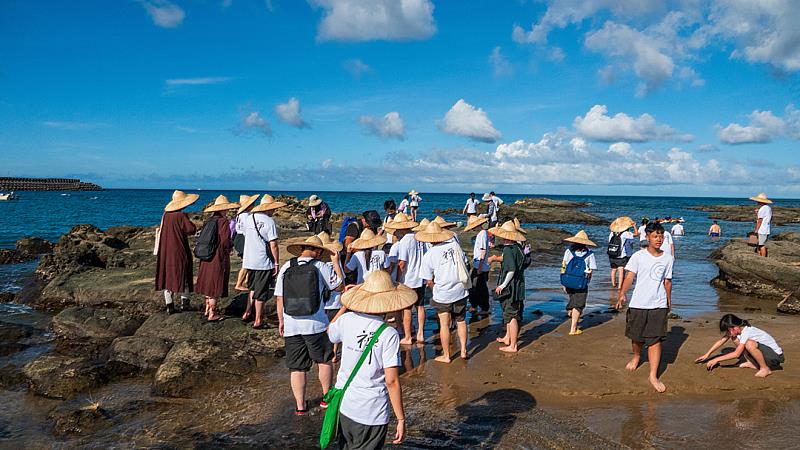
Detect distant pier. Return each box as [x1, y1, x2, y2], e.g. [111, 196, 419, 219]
[0, 177, 102, 191]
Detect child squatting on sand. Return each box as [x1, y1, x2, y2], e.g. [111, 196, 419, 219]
[696, 313, 785, 378]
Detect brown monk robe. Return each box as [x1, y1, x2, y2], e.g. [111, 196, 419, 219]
[195, 212, 232, 320]
[155, 210, 196, 311]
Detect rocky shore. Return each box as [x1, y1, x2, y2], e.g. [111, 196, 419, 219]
[434, 197, 605, 225]
[691, 204, 800, 225]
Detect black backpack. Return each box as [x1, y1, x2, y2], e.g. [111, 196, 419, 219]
[607, 232, 623, 258]
[194, 219, 219, 261]
[282, 258, 321, 316]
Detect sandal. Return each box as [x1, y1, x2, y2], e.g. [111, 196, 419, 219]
[295, 403, 308, 416]
[207, 316, 225, 322]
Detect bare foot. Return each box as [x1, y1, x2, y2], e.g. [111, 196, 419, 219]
[435, 355, 452, 364]
[498, 345, 518, 353]
[399, 337, 413, 345]
[625, 358, 640, 372]
[649, 376, 667, 393]
[460, 351, 469, 360]
[755, 369, 772, 378]
[496, 337, 510, 345]
[416, 333, 425, 343]
[739, 361, 757, 369]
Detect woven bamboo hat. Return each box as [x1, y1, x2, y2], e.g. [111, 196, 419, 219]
[433, 216, 457, 229]
[749, 192, 773, 204]
[412, 218, 430, 232]
[251, 194, 287, 213]
[287, 235, 333, 257]
[164, 190, 200, 212]
[350, 228, 387, 250]
[204, 195, 240, 213]
[316, 231, 343, 253]
[383, 212, 418, 230]
[513, 217, 528, 235]
[463, 215, 488, 232]
[564, 230, 597, 247]
[414, 221, 455, 243]
[482, 192, 492, 201]
[489, 220, 526, 242]
[408, 189, 419, 196]
[308, 194, 323, 207]
[609, 216, 636, 233]
[237, 194, 259, 214]
[341, 270, 418, 314]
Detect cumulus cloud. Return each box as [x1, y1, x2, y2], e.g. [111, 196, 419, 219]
[274, 97, 310, 128]
[439, 99, 501, 143]
[573, 105, 693, 142]
[312, 0, 436, 42]
[488, 46, 513, 77]
[165, 77, 232, 86]
[140, 0, 185, 28]
[717, 104, 800, 144]
[344, 59, 372, 79]
[234, 110, 272, 137]
[360, 112, 405, 140]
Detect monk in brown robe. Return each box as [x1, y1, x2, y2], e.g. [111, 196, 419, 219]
[155, 190, 199, 314]
[196, 195, 238, 322]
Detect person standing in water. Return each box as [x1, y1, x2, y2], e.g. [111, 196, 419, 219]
[708, 221, 722, 237]
[155, 190, 199, 314]
[462, 192, 480, 218]
[487, 221, 527, 353]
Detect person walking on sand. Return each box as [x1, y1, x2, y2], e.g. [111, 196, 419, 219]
[560, 231, 598, 336]
[608, 217, 636, 288]
[708, 221, 722, 237]
[327, 270, 413, 448]
[195, 195, 239, 322]
[408, 190, 422, 221]
[696, 314, 785, 378]
[242, 194, 286, 329]
[385, 213, 425, 345]
[234, 194, 259, 291]
[417, 222, 470, 363]
[615, 221, 674, 393]
[275, 236, 343, 415]
[462, 193, 480, 217]
[155, 190, 199, 314]
[487, 221, 526, 353]
[464, 215, 490, 315]
[750, 192, 773, 257]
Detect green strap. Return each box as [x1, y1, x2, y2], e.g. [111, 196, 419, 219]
[342, 323, 388, 392]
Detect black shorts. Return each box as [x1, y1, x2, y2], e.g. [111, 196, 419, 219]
[247, 269, 275, 301]
[339, 413, 388, 450]
[501, 298, 523, 324]
[609, 257, 629, 269]
[431, 297, 468, 322]
[284, 332, 333, 372]
[566, 288, 588, 311]
[413, 286, 426, 307]
[755, 343, 785, 370]
[625, 307, 668, 346]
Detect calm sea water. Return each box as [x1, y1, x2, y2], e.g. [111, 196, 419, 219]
[1, 189, 799, 316]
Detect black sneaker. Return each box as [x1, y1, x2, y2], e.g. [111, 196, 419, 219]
[180, 298, 193, 312]
[166, 303, 177, 315]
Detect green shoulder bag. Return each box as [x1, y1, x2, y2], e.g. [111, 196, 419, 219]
[320, 323, 388, 449]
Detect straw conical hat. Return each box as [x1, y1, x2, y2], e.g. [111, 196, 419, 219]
[408, 189, 419, 196]
[384, 212, 418, 230]
[340, 270, 418, 314]
[286, 235, 333, 257]
[513, 217, 527, 235]
[350, 228, 387, 250]
[251, 194, 287, 213]
[482, 192, 492, 201]
[412, 218, 430, 232]
[464, 215, 489, 232]
[433, 216, 457, 229]
[489, 220, 526, 242]
[237, 194, 259, 214]
[308, 194, 323, 207]
[316, 231, 343, 253]
[749, 192, 773, 204]
[564, 230, 597, 247]
[609, 216, 636, 233]
[165, 190, 200, 212]
[204, 195, 240, 213]
[414, 221, 455, 243]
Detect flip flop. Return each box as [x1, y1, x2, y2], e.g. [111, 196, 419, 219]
[295, 403, 309, 416]
[207, 316, 225, 322]
[252, 323, 268, 330]
[569, 329, 583, 336]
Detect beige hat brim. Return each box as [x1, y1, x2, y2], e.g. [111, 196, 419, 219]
[463, 216, 488, 232]
[205, 202, 240, 213]
[414, 229, 455, 243]
[609, 217, 636, 233]
[165, 193, 200, 212]
[324, 241, 343, 253]
[341, 283, 419, 314]
[252, 201, 287, 213]
[350, 235, 387, 250]
[749, 196, 773, 204]
[237, 195, 260, 214]
[308, 198, 323, 207]
[564, 236, 597, 247]
[286, 241, 333, 257]
[385, 220, 418, 230]
[489, 227, 526, 242]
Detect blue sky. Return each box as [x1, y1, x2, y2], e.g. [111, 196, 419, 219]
[1, 0, 799, 197]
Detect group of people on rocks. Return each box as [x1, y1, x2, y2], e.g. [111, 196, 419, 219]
[153, 189, 783, 449]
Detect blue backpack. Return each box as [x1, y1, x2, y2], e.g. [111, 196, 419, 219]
[338, 217, 359, 244]
[560, 250, 590, 290]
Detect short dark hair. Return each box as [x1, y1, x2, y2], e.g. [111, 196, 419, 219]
[490, 191, 496, 196]
[719, 314, 749, 334]
[470, 192, 475, 197]
[383, 199, 396, 211]
[362, 210, 382, 232]
[645, 221, 664, 235]
[712, 220, 718, 224]
[641, 218, 649, 225]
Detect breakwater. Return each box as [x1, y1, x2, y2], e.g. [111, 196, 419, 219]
[0, 177, 102, 191]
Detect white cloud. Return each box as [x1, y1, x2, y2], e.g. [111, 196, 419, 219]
[41, 121, 108, 131]
[274, 97, 310, 128]
[140, 0, 185, 28]
[344, 59, 372, 79]
[488, 46, 513, 77]
[165, 77, 232, 86]
[439, 99, 501, 143]
[234, 110, 272, 137]
[608, 142, 633, 156]
[717, 104, 800, 144]
[312, 0, 436, 42]
[360, 112, 405, 140]
[573, 105, 693, 142]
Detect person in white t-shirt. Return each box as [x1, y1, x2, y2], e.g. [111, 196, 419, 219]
[408, 190, 422, 221]
[385, 213, 426, 345]
[417, 222, 469, 363]
[696, 314, 784, 378]
[751, 193, 773, 257]
[274, 236, 343, 414]
[670, 223, 684, 236]
[637, 219, 649, 248]
[616, 221, 674, 394]
[560, 231, 598, 336]
[608, 217, 636, 288]
[464, 215, 491, 314]
[345, 228, 390, 284]
[233, 194, 259, 292]
[660, 229, 676, 258]
[397, 195, 409, 215]
[316, 232, 346, 363]
[242, 194, 285, 329]
[462, 192, 480, 217]
[328, 270, 416, 448]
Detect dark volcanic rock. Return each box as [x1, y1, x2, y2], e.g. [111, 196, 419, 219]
[35, 224, 128, 282]
[434, 197, 604, 225]
[49, 403, 114, 436]
[23, 354, 108, 399]
[52, 307, 144, 354]
[108, 336, 172, 372]
[0, 321, 35, 356]
[153, 340, 256, 397]
[691, 204, 800, 226]
[0, 236, 53, 265]
[778, 292, 800, 315]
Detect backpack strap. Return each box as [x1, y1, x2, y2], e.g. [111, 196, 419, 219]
[342, 323, 388, 392]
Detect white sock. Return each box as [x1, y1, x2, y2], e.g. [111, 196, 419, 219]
[164, 290, 174, 305]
